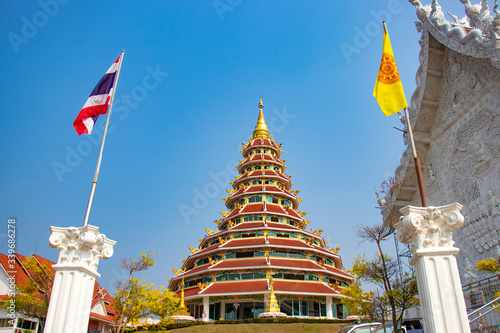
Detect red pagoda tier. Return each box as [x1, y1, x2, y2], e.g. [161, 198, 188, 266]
[169, 100, 353, 321]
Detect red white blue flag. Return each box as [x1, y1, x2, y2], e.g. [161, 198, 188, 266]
[73, 56, 120, 135]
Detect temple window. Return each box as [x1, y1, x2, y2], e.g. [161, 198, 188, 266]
[305, 274, 319, 281]
[275, 251, 288, 257]
[248, 195, 262, 203]
[271, 150, 275, 156]
[276, 232, 289, 238]
[246, 167, 251, 172]
[243, 215, 263, 222]
[254, 164, 262, 170]
[229, 204, 234, 211]
[225, 252, 236, 259]
[238, 198, 245, 205]
[281, 199, 291, 207]
[235, 251, 254, 258]
[251, 180, 262, 185]
[264, 149, 269, 153]
[255, 149, 261, 153]
[264, 179, 274, 185]
[266, 215, 282, 223]
[241, 233, 256, 238]
[264, 164, 271, 170]
[265, 195, 279, 204]
[273, 166, 280, 172]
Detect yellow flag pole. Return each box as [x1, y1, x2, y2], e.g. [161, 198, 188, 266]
[83, 50, 125, 227]
[403, 107, 428, 207]
[375, 21, 427, 207]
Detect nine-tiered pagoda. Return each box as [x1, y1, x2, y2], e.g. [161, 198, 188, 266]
[169, 100, 353, 320]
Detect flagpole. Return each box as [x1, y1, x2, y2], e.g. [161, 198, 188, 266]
[83, 50, 125, 227]
[403, 107, 428, 207]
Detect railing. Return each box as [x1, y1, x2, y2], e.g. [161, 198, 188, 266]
[463, 275, 500, 309]
[464, 275, 500, 333]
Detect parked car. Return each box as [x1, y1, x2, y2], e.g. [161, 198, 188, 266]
[337, 322, 382, 333]
[373, 318, 424, 333]
[401, 318, 424, 333]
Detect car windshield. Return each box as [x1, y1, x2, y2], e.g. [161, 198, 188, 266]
[337, 326, 356, 333]
[374, 324, 394, 333]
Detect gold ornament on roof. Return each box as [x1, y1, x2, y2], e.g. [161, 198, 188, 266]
[205, 228, 217, 235]
[209, 257, 219, 266]
[220, 211, 228, 218]
[189, 246, 200, 253]
[252, 98, 270, 139]
[172, 267, 186, 275]
[197, 281, 210, 290]
[218, 236, 226, 244]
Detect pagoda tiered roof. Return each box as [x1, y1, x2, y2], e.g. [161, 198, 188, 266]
[169, 100, 353, 315]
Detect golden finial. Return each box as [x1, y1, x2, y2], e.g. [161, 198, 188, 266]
[253, 98, 270, 139]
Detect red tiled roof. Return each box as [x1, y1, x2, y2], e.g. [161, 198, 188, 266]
[184, 265, 212, 275]
[266, 204, 287, 214]
[0, 252, 117, 324]
[0, 253, 31, 286]
[286, 208, 302, 219]
[89, 312, 116, 324]
[211, 258, 267, 269]
[191, 243, 221, 257]
[266, 222, 300, 230]
[240, 203, 264, 213]
[225, 208, 240, 219]
[221, 238, 266, 248]
[267, 238, 311, 248]
[322, 265, 354, 279]
[32, 254, 56, 274]
[201, 280, 268, 295]
[175, 286, 201, 298]
[231, 222, 265, 230]
[269, 258, 324, 270]
[273, 280, 338, 294]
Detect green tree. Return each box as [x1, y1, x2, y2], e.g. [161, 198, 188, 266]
[149, 286, 179, 327]
[114, 249, 157, 333]
[1, 256, 54, 331]
[341, 224, 419, 332]
[475, 257, 500, 298]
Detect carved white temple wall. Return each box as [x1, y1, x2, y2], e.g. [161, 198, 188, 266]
[384, 0, 500, 284]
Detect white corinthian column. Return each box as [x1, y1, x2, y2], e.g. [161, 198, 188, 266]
[395, 203, 470, 333]
[43, 225, 116, 333]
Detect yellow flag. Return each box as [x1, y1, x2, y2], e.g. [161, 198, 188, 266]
[373, 24, 408, 117]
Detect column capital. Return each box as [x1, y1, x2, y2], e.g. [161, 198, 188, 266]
[48, 224, 116, 276]
[395, 203, 464, 255]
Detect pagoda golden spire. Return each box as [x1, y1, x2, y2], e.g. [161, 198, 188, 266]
[174, 276, 191, 316]
[265, 276, 281, 313]
[253, 98, 270, 139]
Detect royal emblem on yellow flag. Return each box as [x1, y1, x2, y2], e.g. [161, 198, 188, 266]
[373, 24, 408, 117]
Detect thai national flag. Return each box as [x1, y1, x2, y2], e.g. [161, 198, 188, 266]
[73, 56, 121, 135]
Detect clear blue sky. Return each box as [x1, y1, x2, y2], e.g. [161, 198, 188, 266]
[1, 1, 466, 292]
